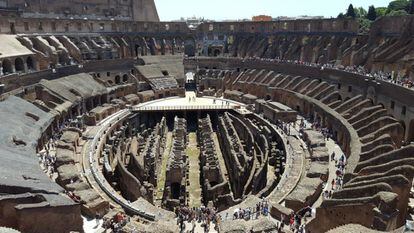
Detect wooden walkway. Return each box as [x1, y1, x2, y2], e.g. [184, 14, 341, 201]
[154, 132, 172, 207]
[187, 133, 202, 208]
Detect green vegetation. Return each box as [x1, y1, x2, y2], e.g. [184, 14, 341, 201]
[338, 1, 414, 33]
[346, 4, 356, 18]
[367, 6, 377, 21]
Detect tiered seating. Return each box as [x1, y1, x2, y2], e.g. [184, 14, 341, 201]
[214, 63, 410, 232]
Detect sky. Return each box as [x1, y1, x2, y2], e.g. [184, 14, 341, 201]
[154, 0, 391, 21]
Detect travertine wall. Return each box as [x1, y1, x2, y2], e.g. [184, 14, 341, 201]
[2, 0, 159, 22]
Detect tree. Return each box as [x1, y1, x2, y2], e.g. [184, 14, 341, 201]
[367, 5, 377, 20]
[388, 9, 409, 16]
[337, 13, 345, 19]
[409, 0, 414, 14]
[356, 7, 367, 18]
[346, 4, 357, 18]
[359, 18, 372, 33]
[387, 0, 409, 13]
[376, 7, 388, 17]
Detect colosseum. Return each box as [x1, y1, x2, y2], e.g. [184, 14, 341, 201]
[0, 0, 413, 232]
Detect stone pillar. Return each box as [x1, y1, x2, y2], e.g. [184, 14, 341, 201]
[23, 62, 28, 73]
[97, 96, 102, 106]
[77, 104, 81, 116]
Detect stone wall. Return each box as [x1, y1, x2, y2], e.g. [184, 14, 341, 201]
[1, 0, 159, 22]
[185, 58, 414, 142]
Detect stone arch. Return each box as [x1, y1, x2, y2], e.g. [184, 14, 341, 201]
[132, 36, 145, 56]
[2, 59, 13, 74]
[184, 37, 196, 57]
[213, 48, 221, 57]
[173, 36, 184, 53]
[26, 56, 35, 71]
[15, 57, 25, 72]
[122, 74, 128, 83]
[115, 75, 121, 84]
[170, 182, 181, 199]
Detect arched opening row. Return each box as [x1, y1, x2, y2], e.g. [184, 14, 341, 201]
[1, 56, 37, 75]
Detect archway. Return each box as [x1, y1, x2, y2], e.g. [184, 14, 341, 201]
[27, 56, 35, 71]
[115, 75, 121, 84]
[213, 49, 221, 57]
[134, 44, 140, 57]
[184, 38, 196, 57]
[2, 59, 13, 74]
[171, 183, 180, 199]
[122, 74, 128, 83]
[15, 58, 24, 72]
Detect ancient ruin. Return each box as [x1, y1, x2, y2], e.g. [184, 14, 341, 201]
[0, 0, 413, 232]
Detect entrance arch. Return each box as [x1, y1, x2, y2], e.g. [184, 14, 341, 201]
[2, 59, 13, 74]
[27, 56, 35, 71]
[15, 57, 25, 72]
[213, 49, 221, 57]
[115, 75, 121, 84]
[184, 38, 196, 57]
[122, 74, 128, 83]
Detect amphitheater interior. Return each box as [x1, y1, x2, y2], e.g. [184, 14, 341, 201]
[0, 1, 414, 233]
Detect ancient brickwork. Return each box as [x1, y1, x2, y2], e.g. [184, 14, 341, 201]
[198, 115, 231, 209]
[194, 59, 411, 232]
[163, 117, 188, 210]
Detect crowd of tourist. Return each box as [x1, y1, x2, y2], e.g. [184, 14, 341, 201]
[287, 206, 313, 233]
[102, 212, 130, 232]
[237, 56, 414, 89]
[37, 117, 83, 179]
[229, 198, 270, 221]
[176, 205, 220, 233]
[38, 138, 57, 179]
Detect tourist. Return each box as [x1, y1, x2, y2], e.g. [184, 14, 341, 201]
[95, 213, 100, 227]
